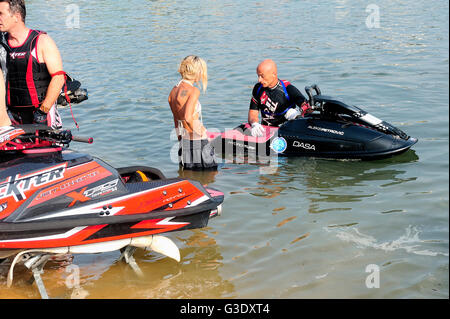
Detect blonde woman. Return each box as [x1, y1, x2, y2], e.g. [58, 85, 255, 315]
[168, 55, 217, 170]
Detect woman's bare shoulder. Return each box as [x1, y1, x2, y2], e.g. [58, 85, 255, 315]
[188, 86, 201, 98]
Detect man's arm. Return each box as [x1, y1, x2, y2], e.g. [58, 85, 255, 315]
[286, 84, 307, 107]
[248, 84, 261, 124]
[286, 84, 313, 117]
[0, 68, 11, 126]
[38, 34, 65, 113]
[248, 109, 259, 124]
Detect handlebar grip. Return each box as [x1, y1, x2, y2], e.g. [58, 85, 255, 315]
[311, 84, 321, 95]
[304, 86, 315, 106]
[72, 135, 93, 144]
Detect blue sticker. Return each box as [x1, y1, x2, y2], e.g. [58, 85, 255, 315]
[270, 137, 287, 153]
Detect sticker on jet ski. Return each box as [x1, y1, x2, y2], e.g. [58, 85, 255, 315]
[83, 179, 119, 199]
[293, 141, 316, 150]
[0, 163, 67, 202]
[307, 125, 344, 136]
[28, 162, 114, 208]
[270, 137, 287, 153]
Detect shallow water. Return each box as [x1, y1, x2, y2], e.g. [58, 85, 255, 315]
[0, 0, 448, 299]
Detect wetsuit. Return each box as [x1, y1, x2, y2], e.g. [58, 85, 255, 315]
[249, 79, 307, 127]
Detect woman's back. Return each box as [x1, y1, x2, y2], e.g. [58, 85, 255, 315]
[168, 79, 204, 139]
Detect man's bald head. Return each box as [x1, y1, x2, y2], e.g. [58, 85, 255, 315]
[256, 59, 279, 88]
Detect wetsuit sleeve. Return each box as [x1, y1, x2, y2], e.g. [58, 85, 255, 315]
[286, 84, 307, 107]
[249, 83, 261, 110]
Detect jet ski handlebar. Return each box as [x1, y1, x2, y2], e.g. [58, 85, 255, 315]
[71, 135, 94, 144]
[41, 129, 93, 145]
[304, 84, 321, 109]
[15, 125, 94, 145]
[1, 125, 94, 152]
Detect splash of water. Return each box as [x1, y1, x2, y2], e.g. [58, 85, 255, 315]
[329, 225, 448, 257]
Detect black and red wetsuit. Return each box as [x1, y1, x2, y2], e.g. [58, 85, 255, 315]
[1, 29, 52, 124]
[249, 79, 307, 127]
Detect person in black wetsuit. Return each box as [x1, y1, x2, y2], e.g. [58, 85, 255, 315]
[248, 59, 312, 136]
[0, 0, 65, 128]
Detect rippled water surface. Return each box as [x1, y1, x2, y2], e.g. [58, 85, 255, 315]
[0, 0, 448, 299]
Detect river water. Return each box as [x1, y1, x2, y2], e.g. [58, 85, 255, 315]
[0, 0, 448, 299]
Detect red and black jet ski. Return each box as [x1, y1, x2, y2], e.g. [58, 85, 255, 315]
[0, 125, 224, 298]
[208, 85, 418, 160]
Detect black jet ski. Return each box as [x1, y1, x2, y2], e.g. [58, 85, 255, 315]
[208, 84, 418, 160]
[0, 125, 224, 298]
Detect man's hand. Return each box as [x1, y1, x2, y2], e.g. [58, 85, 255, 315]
[285, 108, 301, 120]
[33, 109, 48, 126]
[300, 102, 313, 117]
[40, 102, 51, 113]
[250, 122, 265, 137]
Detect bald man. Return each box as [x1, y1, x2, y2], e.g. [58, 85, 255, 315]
[248, 59, 312, 136]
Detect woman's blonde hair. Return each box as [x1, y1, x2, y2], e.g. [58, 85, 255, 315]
[178, 55, 208, 92]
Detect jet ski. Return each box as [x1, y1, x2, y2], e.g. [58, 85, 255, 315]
[0, 125, 224, 298]
[208, 84, 418, 160]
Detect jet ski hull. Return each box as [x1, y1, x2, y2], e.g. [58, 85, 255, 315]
[210, 119, 417, 160]
[275, 117, 418, 160]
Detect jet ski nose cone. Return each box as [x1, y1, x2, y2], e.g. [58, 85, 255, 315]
[399, 137, 418, 149]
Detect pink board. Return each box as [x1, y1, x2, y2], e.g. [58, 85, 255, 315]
[207, 123, 278, 144]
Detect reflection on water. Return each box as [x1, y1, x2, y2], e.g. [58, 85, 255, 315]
[80, 230, 235, 299]
[177, 168, 219, 185]
[238, 149, 419, 210]
[0, 227, 234, 299]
